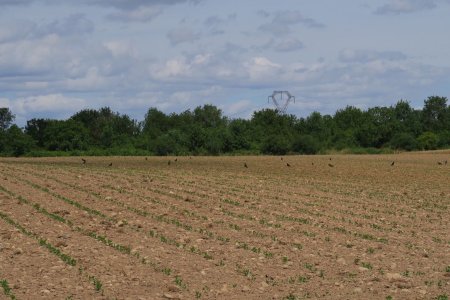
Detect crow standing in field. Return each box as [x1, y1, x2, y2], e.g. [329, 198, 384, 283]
[175, 158, 178, 162]
[438, 161, 443, 165]
[286, 163, 291, 167]
[328, 163, 334, 168]
[445, 160, 448, 165]
[108, 163, 112, 167]
[244, 162, 248, 168]
[145, 157, 148, 161]
[81, 158, 86, 164]
[168, 160, 171, 166]
[391, 161, 395, 166]
[281, 157, 283, 161]
[311, 162, 314, 166]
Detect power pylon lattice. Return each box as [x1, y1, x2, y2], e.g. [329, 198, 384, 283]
[268, 91, 295, 114]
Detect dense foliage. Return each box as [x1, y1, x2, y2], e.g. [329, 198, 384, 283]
[1, 96, 449, 156]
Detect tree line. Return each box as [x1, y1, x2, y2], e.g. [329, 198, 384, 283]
[0, 96, 449, 157]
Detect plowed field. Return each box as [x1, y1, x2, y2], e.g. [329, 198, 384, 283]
[0, 153, 449, 299]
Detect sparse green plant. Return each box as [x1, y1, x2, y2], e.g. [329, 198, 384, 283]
[174, 275, 187, 289]
[284, 294, 298, 300]
[361, 262, 373, 270]
[433, 237, 442, 243]
[88, 276, 103, 292]
[1, 280, 16, 300]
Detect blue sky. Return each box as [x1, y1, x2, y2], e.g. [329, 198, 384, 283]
[1, 0, 450, 126]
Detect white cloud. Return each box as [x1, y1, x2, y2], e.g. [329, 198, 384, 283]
[103, 40, 137, 58]
[1, 94, 88, 123]
[375, 0, 442, 14]
[223, 99, 254, 118]
[151, 57, 191, 79]
[0, 0, 33, 6]
[81, 0, 200, 10]
[244, 57, 281, 81]
[339, 49, 408, 63]
[0, 14, 93, 43]
[203, 13, 236, 35]
[167, 26, 201, 45]
[259, 10, 324, 36]
[273, 38, 304, 52]
[106, 6, 163, 22]
[64, 67, 107, 90]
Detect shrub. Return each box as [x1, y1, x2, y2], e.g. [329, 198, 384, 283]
[390, 133, 417, 151]
[292, 135, 321, 154]
[417, 131, 439, 150]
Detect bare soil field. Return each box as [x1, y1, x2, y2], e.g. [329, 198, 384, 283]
[0, 153, 449, 300]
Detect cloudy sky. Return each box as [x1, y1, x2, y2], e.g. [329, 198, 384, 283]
[1, 0, 450, 126]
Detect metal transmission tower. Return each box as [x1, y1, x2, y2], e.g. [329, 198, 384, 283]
[268, 91, 295, 114]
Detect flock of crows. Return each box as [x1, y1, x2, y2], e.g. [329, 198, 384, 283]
[243, 157, 336, 169]
[79, 157, 448, 168]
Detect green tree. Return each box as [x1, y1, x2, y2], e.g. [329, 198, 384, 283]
[261, 134, 291, 155]
[71, 107, 139, 148]
[300, 112, 333, 144]
[142, 108, 170, 139]
[437, 131, 450, 147]
[416, 132, 439, 150]
[333, 106, 366, 148]
[292, 134, 321, 154]
[43, 120, 89, 151]
[0, 108, 15, 131]
[193, 104, 226, 128]
[251, 109, 296, 150]
[422, 96, 448, 132]
[153, 130, 187, 155]
[4, 125, 35, 156]
[227, 119, 252, 152]
[25, 118, 53, 147]
[394, 100, 421, 135]
[390, 133, 417, 151]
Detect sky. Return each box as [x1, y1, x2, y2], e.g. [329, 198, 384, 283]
[1, 0, 450, 126]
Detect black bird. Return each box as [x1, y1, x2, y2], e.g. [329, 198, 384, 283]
[438, 161, 443, 165]
[108, 163, 112, 167]
[328, 163, 334, 168]
[145, 157, 148, 161]
[311, 162, 314, 166]
[81, 158, 86, 164]
[445, 160, 448, 165]
[175, 158, 178, 162]
[168, 160, 171, 166]
[391, 161, 395, 166]
[329, 157, 332, 161]
[244, 162, 248, 168]
[286, 163, 291, 167]
[281, 157, 283, 161]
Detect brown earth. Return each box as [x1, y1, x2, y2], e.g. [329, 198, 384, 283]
[0, 153, 449, 299]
